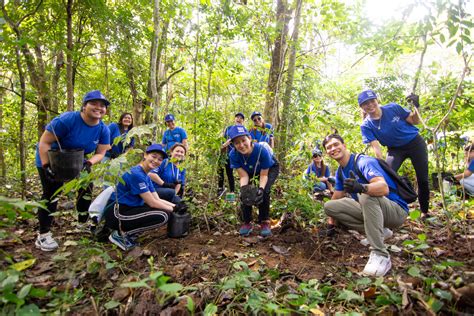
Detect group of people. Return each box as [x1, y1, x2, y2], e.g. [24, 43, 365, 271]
[33, 88, 472, 277]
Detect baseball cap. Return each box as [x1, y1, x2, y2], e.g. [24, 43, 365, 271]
[146, 143, 168, 158]
[82, 90, 110, 107]
[235, 112, 245, 119]
[228, 125, 250, 141]
[164, 114, 175, 122]
[250, 111, 262, 120]
[357, 90, 378, 106]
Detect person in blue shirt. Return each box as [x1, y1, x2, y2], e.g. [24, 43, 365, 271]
[149, 143, 187, 198]
[162, 114, 188, 152]
[454, 143, 474, 195]
[322, 134, 408, 277]
[249, 111, 274, 148]
[218, 112, 245, 198]
[103, 144, 186, 251]
[228, 125, 279, 237]
[358, 90, 430, 218]
[106, 112, 135, 159]
[304, 148, 334, 193]
[35, 90, 111, 252]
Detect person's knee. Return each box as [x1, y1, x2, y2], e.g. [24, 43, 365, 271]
[324, 200, 341, 217]
[358, 193, 380, 206]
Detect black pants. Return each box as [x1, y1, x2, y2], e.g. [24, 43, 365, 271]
[37, 167, 92, 234]
[218, 155, 235, 192]
[241, 162, 280, 223]
[386, 134, 430, 213]
[103, 202, 169, 236]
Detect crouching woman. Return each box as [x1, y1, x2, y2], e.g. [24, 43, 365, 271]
[228, 125, 279, 237]
[103, 144, 184, 250]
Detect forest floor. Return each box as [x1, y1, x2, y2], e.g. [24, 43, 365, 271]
[1, 184, 474, 315]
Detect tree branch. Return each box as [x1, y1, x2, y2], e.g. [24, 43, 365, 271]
[158, 66, 184, 89]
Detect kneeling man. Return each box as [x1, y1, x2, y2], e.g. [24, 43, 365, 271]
[323, 134, 408, 276]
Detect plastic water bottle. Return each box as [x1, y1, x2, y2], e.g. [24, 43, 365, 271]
[225, 192, 236, 202]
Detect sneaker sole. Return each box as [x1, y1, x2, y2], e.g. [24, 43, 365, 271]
[108, 234, 127, 251]
[35, 241, 58, 252]
[362, 260, 392, 277]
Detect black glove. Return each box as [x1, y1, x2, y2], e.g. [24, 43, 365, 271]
[443, 175, 457, 184]
[162, 182, 176, 189]
[406, 93, 420, 108]
[42, 163, 56, 182]
[254, 187, 264, 205]
[173, 201, 188, 214]
[343, 171, 368, 194]
[82, 160, 92, 173]
[174, 179, 182, 186]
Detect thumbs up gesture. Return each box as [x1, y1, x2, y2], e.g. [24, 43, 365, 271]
[343, 170, 368, 194]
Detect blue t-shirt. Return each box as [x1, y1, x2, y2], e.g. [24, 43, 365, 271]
[162, 127, 187, 151]
[468, 159, 474, 172]
[334, 154, 408, 212]
[150, 159, 186, 189]
[107, 122, 135, 157]
[229, 142, 275, 176]
[305, 163, 330, 178]
[110, 165, 156, 207]
[35, 111, 110, 167]
[360, 103, 419, 148]
[250, 123, 274, 145]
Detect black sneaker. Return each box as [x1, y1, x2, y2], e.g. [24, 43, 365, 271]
[217, 188, 227, 199]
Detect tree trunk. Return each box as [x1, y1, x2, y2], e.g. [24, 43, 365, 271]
[150, 0, 160, 137]
[279, 0, 302, 166]
[264, 0, 290, 127]
[51, 50, 64, 113]
[205, 17, 222, 108]
[0, 90, 5, 181]
[66, 0, 74, 111]
[15, 45, 26, 198]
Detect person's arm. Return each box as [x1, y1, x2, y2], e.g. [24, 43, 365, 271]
[455, 169, 473, 180]
[258, 168, 269, 189]
[182, 138, 188, 149]
[149, 172, 165, 186]
[139, 191, 174, 211]
[269, 136, 275, 148]
[88, 143, 110, 165]
[221, 138, 232, 150]
[370, 140, 384, 159]
[365, 176, 389, 196]
[151, 191, 175, 207]
[237, 168, 249, 186]
[331, 190, 345, 200]
[406, 110, 421, 125]
[175, 183, 181, 194]
[38, 131, 57, 166]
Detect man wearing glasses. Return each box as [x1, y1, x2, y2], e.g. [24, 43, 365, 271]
[249, 111, 274, 148]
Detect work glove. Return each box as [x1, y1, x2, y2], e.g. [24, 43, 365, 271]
[173, 200, 188, 214]
[343, 171, 368, 194]
[82, 160, 92, 173]
[162, 182, 176, 189]
[254, 187, 264, 205]
[42, 163, 56, 182]
[174, 179, 182, 186]
[443, 174, 457, 184]
[406, 93, 420, 108]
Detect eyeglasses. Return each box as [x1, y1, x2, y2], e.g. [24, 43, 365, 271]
[253, 117, 262, 123]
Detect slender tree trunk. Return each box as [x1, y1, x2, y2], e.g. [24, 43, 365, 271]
[279, 0, 302, 165]
[150, 0, 160, 138]
[15, 45, 26, 198]
[205, 17, 221, 108]
[0, 90, 5, 181]
[51, 50, 64, 113]
[264, 0, 290, 127]
[66, 0, 74, 111]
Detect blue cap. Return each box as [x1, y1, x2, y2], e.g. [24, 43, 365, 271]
[164, 114, 175, 122]
[251, 111, 262, 120]
[228, 125, 250, 141]
[358, 90, 377, 106]
[235, 112, 245, 119]
[312, 148, 322, 156]
[82, 90, 110, 107]
[146, 143, 168, 158]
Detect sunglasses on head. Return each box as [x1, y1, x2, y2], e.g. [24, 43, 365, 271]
[253, 116, 262, 122]
[313, 154, 321, 158]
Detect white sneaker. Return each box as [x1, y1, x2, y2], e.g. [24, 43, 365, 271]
[360, 228, 393, 246]
[362, 251, 392, 276]
[35, 232, 59, 252]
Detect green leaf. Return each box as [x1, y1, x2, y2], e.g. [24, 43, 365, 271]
[433, 288, 452, 301]
[356, 277, 371, 286]
[417, 233, 426, 242]
[104, 300, 121, 309]
[17, 304, 41, 316]
[409, 210, 421, 220]
[456, 42, 463, 54]
[407, 266, 421, 277]
[121, 280, 150, 289]
[159, 283, 183, 293]
[10, 259, 36, 271]
[427, 296, 443, 313]
[203, 303, 218, 316]
[186, 296, 195, 313]
[336, 290, 363, 303]
[375, 294, 392, 306]
[17, 284, 32, 299]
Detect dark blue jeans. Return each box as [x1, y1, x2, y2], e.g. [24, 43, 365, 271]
[156, 187, 181, 204]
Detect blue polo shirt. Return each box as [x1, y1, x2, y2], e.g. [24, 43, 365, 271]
[360, 103, 419, 148]
[335, 154, 408, 212]
[108, 122, 135, 157]
[250, 123, 274, 145]
[162, 127, 187, 151]
[150, 159, 186, 189]
[468, 159, 474, 172]
[229, 142, 275, 176]
[110, 165, 156, 207]
[305, 163, 330, 178]
[35, 111, 110, 167]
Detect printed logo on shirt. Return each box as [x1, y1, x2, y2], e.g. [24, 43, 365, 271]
[94, 140, 99, 145]
[368, 170, 376, 177]
[139, 182, 147, 190]
[391, 116, 400, 123]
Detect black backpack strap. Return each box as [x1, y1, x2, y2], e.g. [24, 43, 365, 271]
[353, 154, 365, 181]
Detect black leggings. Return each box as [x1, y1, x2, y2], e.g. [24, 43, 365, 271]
[218, 155, 235, 192]
[386, 134, 430, 213]
[103, 202, 169, 236]
[37, 167, 91, 233]
[241, 162, 280, 223]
